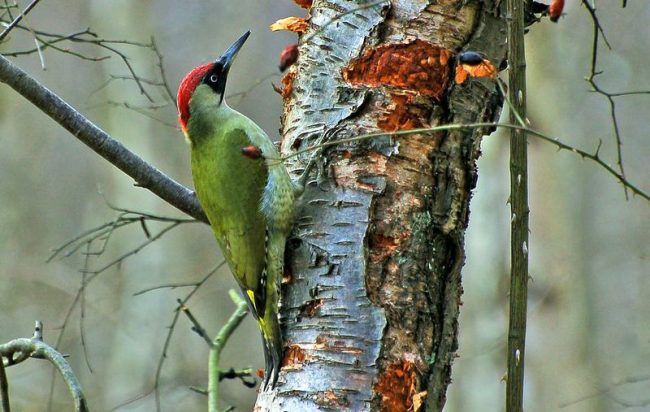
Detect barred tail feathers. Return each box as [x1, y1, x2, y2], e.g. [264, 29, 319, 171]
[261, 229, 286, 389]
[259, 300, 283, 390]
[242, 286, 282, 391]
[243, 229, 286, 390]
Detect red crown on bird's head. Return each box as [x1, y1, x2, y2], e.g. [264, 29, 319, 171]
[177, 63, 212, 136]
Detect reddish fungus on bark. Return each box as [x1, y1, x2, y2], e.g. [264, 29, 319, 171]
[283, 344, 307, 367]
[342, 39, 451, 101]
[281, 71, 296, 99]
[374, 360, 418, 412]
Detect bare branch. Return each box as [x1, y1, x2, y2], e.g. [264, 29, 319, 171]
[1, 21, 160, 99]
[113, 262, 225, 411]
[82, 221, 189, 282]
[578, 0, 650, 200]
[608, 90, 650, 97]
[102, 101, 178, 129]
[52, 212, 194, 291]
[48, 208, 194, 262]
[47, 286, 85, 410]
[150, 36, 176, 104]
[0, 53, 207, 222]
[0, 322, 89, 412]
[152, 263, 223, 411]
[43, 207, 197, 410]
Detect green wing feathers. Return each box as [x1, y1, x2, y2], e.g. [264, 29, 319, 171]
[191, 128, 268, 299]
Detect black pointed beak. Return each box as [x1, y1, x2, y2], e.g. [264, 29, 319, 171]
[217, 31, 250, 72]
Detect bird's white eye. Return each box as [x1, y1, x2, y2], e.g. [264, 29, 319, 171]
[210, 74, 218, 83]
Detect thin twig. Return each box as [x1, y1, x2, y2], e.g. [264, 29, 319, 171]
[82, 221, 190, 282]
[0, 0, 40, 42]
[283, 121, 650, 202]
[1, 27, 105, 58]
[132, 282, 200, 296]
[48, 209, 194, 262]
[92, 40, 154, 101]
[105, 101, 178, 128]
[150, 36, 176, 104]
[608, 90, 650, 97]
[581, 0, 630, 199]
[46, 209, 196, 410]
[190, 366, 270, 399]
[79, 243, 93, 374]
[153, 263, 224, 411]
[178, 301, 213, 347]
[559, 374, 650, 408]
[226, 72, 278, 105]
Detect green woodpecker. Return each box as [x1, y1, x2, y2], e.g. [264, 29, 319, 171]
[177, 31, 295, 389]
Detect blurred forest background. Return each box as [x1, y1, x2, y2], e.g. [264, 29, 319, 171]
[1, 1, 648, 411]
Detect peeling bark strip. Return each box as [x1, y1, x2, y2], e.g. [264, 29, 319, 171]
[258, 0, 507, 411]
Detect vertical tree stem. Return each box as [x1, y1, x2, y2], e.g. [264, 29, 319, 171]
[505, 0, 529, 411]
[0, 360, 9, 412]
[208, 290, 248, 412]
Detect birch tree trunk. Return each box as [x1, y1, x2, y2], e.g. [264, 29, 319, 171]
[257, 1, 506, 410]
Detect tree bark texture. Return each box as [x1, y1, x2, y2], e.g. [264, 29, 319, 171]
[257, 1, 506, 410]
